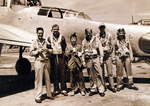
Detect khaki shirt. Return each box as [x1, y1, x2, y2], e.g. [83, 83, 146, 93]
[96, 32, 114, 58]
[30, 38, 51, 61]
[82, 36, 104, 61]
[114, 37, 133, 59]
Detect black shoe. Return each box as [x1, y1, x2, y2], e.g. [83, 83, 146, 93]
[89, 92, 94, 96]
[53, 91, 59, 96]
[35, 99, 42, 103]
[47, 97, 55, 100]
[52, 93, 55, 97]
[99, 93, 105, 97]
[117, 87, 120, 91]
[132, 86, 138, 90]
[110, 87, 116, 93]
[129, 85, 139, 90]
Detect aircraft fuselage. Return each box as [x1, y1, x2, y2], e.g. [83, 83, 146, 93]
[1, 6, 150, 57]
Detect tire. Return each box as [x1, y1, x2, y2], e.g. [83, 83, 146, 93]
[15, 58, 31, 75]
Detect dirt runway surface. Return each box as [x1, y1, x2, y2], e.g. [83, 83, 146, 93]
[0, 83, 150, 106]
[0, 52, 150, 106]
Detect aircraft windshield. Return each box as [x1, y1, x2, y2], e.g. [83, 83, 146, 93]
[77, 12, 84, 19]
[37, 9, 49, 16]
[84, 14, 92, 20]
[65, 12, 77, 18]
[38, 7, 63, 18]
[37, 7, 91, 20]
[64, 11, 91, 20]
[49, 8, 62, 18]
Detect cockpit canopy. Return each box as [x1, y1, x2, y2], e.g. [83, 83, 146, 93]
[64, 10, 91, 20]
[37, 6, 91, 20]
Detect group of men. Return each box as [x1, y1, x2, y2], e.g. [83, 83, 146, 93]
[30, 23, 138, 103]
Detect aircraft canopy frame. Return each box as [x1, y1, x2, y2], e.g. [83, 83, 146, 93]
[37, 6, 91, 20]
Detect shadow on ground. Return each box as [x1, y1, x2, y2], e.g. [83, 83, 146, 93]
[0, 71, 35, 98]
[0, 70, 150, 98]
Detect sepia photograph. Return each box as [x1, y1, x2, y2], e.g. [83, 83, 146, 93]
[0, 0, 150, 105]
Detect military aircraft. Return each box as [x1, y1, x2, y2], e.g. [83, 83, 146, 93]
[0, 0, 150, 75]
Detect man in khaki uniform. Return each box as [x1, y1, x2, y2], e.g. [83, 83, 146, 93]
[82, 28, 105, 97]
[30, 27, 54, 103]
[96, 23, 116, 93]
[114, 28, 138, 91]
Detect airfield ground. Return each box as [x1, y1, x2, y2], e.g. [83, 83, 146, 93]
[0, 50, 150, 106]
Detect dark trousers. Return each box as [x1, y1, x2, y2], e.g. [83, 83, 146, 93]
[70, 67, 85, 92]
[51, 54, 67, 91]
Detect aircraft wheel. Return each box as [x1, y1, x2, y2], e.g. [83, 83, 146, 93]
[15, 58, 31, 75]
[145, 58, 150, 65]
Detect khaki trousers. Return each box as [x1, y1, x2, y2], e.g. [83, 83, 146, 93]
[101, 56, 114, 89]
[86, 57, 105, 93]
[34, 60, 52, 100]
[116, 56, 134, 86]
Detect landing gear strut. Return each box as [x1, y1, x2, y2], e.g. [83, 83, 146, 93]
[15, 46, 31, 75]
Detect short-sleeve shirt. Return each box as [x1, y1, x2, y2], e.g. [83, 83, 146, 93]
[30, 38, 50, 61]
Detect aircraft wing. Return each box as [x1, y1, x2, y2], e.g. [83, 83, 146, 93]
[0, 23, 36, 47]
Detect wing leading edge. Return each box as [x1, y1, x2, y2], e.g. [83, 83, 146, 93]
[0, 23, 36, 47]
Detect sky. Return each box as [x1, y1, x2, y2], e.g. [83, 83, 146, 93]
[0, 0, 150, 24]
[41, 0, 150, 24]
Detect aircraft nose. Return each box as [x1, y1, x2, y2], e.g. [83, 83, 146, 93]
[139, 33, 150, 54]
